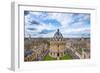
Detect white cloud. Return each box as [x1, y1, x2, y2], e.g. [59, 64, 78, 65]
[24, 11, 90, 38]
[46, 13, 73, 28]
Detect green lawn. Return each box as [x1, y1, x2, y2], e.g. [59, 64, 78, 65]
[43, 55, 57, 60]
[43, 54, 72, 60]
[60, 54, 73, 60]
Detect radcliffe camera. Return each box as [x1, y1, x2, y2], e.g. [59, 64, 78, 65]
[24, 11, 90, 61]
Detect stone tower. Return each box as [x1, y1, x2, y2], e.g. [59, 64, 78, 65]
[49, 29, 66, 59]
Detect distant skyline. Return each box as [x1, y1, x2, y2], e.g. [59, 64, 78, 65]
[24, 11, 90, 38]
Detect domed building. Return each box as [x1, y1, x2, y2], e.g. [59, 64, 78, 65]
[49, 29, 66, 59]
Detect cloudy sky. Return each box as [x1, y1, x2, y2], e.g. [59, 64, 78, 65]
[24, 11, 90, 38]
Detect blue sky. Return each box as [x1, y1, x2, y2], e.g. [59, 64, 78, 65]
[24, 11, 90, 38]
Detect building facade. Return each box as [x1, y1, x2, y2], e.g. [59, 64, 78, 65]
[49, 29, 66, 59]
